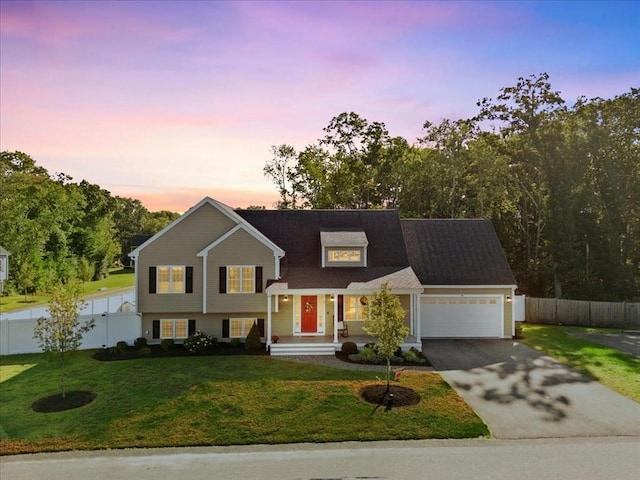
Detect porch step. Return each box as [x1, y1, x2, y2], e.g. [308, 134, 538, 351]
[269, 343, 337, 356]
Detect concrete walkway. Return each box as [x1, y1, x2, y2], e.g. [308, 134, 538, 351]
[423, 339, 640, 439]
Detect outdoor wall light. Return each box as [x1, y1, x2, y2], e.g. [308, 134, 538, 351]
[506, 295, 512, 303]
[283, 295, 289, 302]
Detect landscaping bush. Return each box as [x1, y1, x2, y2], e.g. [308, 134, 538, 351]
[244, 322, 262, 351]
[230, 338, 243, 348]
[109, 343, 125, 356]
[184, 331, 215, 355]
[134, 337, 148, 349]
[116, 341, 128, 349]
[341, 341, 358, 355]
[138, 347, 151, 357]
[514, 323, 523, 338]
[350, 346, 385, 364]
[160, 338, 175, 350]
[402, 349, 418, 363]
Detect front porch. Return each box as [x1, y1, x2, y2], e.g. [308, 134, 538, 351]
[268, 334, 422, 356]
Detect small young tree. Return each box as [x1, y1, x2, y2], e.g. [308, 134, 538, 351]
[33, 281, 95, 398]
[363, 283, 409, 390]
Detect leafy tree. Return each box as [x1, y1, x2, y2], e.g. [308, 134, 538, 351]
[33, 281, 95, 398]
[264, 144, 300, 209]
[476, 73, 565, 295]
[278, 112, 403, 209]
[363, 283, 409, 390]
[419, 118, 478, 218]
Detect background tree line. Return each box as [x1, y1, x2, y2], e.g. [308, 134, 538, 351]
[264, 74, 639, 301]
[0, 151, 179, 295]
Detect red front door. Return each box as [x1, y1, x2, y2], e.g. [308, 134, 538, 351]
[301, 295, 317, 333]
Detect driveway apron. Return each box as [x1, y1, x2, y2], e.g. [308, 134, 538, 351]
[423, 339, 640, 439]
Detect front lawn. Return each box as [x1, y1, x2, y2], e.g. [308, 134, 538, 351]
[0, 351, 487, 454]
[520, 324, 640, 402]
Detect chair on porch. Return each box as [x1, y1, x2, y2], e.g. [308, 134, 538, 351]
[337, 321, 349, 338]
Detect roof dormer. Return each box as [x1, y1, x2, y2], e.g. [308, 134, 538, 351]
[320, 230, 368, 268]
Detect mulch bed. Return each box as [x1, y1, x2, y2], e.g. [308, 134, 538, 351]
[32, 391, 96, 413]
[334, 351, 431, 367]
[360, 384, 421, 408]
[93, 344, 268, 361]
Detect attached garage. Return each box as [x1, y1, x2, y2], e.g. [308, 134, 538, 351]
[402, 219, 518, 339]
[421, 295, 504, 338]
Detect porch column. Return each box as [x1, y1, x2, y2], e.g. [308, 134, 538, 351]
[333, 295, 338, 343]
[414, 293, 421, 341]
[266, 294, 272, 349]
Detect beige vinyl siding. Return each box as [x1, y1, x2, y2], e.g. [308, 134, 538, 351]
[270, 298, 295, 336]
[422, 286, 513, 337]
[206, 228, 276, 313]
[138, 203, 237, 313]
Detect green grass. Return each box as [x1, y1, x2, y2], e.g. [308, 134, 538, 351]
[520, 324, 640, 402]
[0, 269, 134, 312]
[0, 351, 488, 455]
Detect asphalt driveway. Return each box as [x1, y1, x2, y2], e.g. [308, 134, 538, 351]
[422, 339, 640, 439]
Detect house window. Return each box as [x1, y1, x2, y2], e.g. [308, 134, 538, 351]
[161, 319, 188, 339]
[230, 318, 256, 338]
[157, 266, 185, 293]
[327, 250, 361, 263]
[227, 266, 255, 293]
[344, 295, 369, 321]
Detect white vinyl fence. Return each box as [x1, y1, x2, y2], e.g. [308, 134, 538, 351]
[0, 291, 141, 355]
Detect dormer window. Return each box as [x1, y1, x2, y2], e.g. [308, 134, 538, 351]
[321, 230, 368, 267]
[327, 249, 361, 263]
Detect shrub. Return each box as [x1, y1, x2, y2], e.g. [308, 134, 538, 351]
[244, 322, 262, 351]
[109, 343, 125, 356]
[350, 346, 382, 363]
[184, 331, 215, 355]
[138, 347, 152, 357]
[134, 337, 148, 349]
[402, 349, 418, 363]
[341, 341, 358, 355]
[230, 338, 243, 348]
[160, 338, 175, 350]
[116, 341, 128, 349]
[514, 323, 523, 338]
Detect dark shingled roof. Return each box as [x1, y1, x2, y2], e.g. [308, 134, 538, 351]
[237, 209, 411, 289]
[401, 219, 516, 286]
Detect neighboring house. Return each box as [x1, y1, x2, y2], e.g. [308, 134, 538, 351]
[129, 197, 517, 355]
[0, 246, 9, 293]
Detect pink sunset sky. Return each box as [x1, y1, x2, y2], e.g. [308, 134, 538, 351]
[1, 0, 638, 212]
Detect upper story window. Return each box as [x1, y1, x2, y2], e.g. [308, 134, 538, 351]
[219, 266, 263, 294]
[149, 266, 193, 294]
[158, 266, 185, 293]
[320, 230, 368, 267]
[228, 266, 255, 293]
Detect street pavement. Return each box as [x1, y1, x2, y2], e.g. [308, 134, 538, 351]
[2, 437, 638, 480]
[422, 339, 640, 439]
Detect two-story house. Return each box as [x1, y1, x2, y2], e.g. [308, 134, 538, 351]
[130, 197, 517, 355]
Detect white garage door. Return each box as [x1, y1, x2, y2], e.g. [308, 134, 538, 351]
[421, 295, 503, 338]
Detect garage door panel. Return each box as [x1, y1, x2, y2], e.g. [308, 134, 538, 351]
[421, 296, 502, 338]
